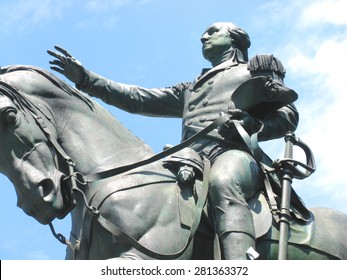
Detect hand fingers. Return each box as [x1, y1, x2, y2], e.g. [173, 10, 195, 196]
[54, 45, 72, 58]
[47, 49, 61, 59]
[66, 56, 78, 65]
[47, 45, 73, 62]
[227, 108, 243, 118]
[49, 59, 65, 69]
[265, 81, 275, 87]
[228, 108, 242, 114]
[49, 66, 64, 75]
[47, 50, 67, 65]
[265, 76, 275, 87]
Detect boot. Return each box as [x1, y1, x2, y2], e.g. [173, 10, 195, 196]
[214, 203, 256, 260]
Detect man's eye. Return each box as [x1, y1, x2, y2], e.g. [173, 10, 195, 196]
[208, 28, 219, 35]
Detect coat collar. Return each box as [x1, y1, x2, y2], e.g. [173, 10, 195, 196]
[193, 49, 247, 87]
[191, 59, 240, 90]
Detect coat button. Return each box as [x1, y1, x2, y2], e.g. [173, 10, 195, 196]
[202, 99, 209, 106]
[189, 104, 196, 111]
[208, 80, 214, 85]
[199, 116, 206, 123]
[186, 120, 193, 125]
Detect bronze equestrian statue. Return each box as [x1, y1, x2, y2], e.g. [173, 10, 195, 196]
[0, 22, 346, 260]
[48, 22, 300, 259]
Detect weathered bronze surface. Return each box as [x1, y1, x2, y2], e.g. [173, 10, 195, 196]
[0, 22, 346, 260]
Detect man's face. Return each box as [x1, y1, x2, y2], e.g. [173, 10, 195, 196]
[201, 23, 233, 62]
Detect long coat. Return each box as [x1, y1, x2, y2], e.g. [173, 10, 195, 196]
[80, 58, 298, 154]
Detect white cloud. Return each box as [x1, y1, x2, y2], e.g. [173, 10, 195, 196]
[255, 0, 347, 213]
[299, 0, 347, 27]
[0, 0, 72, 35]
[279, 1, 347, 212]
[84, 0, 152, 12]
[76, 16, 120, 30]
[78, 0, 153, 29]
[0, 0, 155, 35]
[85, 0, 130, 12]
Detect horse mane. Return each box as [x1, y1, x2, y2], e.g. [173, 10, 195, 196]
[0, 78, 37, 115]
[0, 65, 94, 110]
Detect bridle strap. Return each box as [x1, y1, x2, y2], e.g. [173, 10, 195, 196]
[33, 114, 75, 166]
[49, 222, 80, 258]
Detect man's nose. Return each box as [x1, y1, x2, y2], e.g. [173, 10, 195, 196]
[200, 34, 208, 44]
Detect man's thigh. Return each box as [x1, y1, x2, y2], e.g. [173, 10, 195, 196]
[209, 149, 262, 200]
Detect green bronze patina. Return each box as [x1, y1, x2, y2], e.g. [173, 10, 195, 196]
[0, 64, 346, 260]
[0, 22, 346, 260]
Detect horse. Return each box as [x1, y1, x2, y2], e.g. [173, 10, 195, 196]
[0, 65, 346, 260]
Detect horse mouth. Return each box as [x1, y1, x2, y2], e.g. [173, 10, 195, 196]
[56, 175, 76, 219]
[36, 172, 76, 222]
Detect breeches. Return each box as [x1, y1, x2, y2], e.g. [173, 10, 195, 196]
[208, 149, 262, 235]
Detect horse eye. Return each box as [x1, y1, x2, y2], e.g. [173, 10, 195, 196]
[4, 109, 17, 125]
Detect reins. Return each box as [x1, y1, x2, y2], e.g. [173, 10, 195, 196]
[65, 114, 230, 185]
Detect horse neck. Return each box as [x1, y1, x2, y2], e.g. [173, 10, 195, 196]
[47, 95, 153, 174]
[5, 66, 152, 174]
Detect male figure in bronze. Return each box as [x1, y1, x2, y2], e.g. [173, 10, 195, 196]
[48, 22, 298, 259]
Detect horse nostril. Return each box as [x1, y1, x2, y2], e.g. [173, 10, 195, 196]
[39, 178, 55, 202]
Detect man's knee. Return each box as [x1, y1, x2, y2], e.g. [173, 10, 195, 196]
[208, 150, 261, 201]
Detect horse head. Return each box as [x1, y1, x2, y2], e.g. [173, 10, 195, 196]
[0, 65, 154, 235]
[0, 72, 80, 225]
[0, 65, 99, 224]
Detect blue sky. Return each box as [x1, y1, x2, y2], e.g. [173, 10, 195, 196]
[0, 0, 346, 260]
